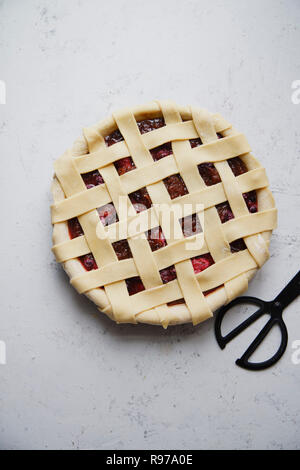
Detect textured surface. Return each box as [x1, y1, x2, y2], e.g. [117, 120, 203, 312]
[0, 0, 300, 450]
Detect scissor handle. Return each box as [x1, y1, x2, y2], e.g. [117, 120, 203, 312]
[214, 296, 266, 349]
[215, 271, 300, 370]
[236, 316, 288, 371]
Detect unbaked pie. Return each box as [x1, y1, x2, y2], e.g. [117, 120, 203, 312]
[51, 100, 277, 327]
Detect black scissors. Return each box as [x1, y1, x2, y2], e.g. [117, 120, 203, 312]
[214, 271, 300, 371]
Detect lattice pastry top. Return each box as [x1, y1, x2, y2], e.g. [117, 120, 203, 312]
[51, 100, 277, 328]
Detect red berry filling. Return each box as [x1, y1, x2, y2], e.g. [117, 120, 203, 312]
[191, 253, 214, 274]
[129, 187, 152, 213]
[112, 239, 133, 260]
[164, 174, 188, 199]
[78, 253, 98, 271]
[228, 156, 246, 176]
[198, 162, 221, 186]
[126, 276, 145, 295]
[243, 190, 257, 214]
[216, 201, 234, 224]
[105, 129, 124, 147]
[180, 213, 202, 238]
[150, 142, 172, 161]
[68, 217, 84, 239]
[190, 133, 223, 148]
[167, 299, 185, 306]
[137, 118, 165, 134]
[114, 157, 136, 176]
[230, 238, 247, 253]
[190, 137, 203, 148]
[146, 226, 167, 252]
[160, 265, 177, 284]
[82, 170, 104, 189]
[97, 203, 118, 226]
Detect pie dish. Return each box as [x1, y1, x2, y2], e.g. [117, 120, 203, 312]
[51, 100, 277, 327]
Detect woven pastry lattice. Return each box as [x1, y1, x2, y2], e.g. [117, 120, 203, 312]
[52, 100, 277, 327]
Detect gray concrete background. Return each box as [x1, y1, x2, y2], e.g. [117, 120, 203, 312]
[0, 0, 300, 450]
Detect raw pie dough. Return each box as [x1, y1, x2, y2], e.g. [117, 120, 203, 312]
[51, 100, 277, 327]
